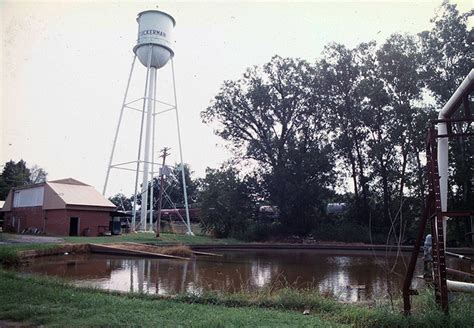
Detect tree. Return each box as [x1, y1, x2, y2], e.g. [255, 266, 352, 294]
[141, 163, 199, 210]
[165, 164, 199, 207]
[198, 166, 255, 238]
[419, 1, 473, 104]
[374, 33, 425, 226]
[317, 42, 371, 223]
[420, 1, 473, 242]
[29, 165, 48, 185]
[202, 56, 335, 233]
[109, 193, 133, 211]
[0, 160, 48, 199]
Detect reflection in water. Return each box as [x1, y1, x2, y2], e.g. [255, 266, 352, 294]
[18, 249, 469, 302]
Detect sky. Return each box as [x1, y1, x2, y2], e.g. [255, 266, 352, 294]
[1, 0, 472, 197]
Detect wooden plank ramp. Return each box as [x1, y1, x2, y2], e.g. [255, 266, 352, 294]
[88, 243, 189, 260]
[192, 250, 223, 257]
[125, 242, 223, 257]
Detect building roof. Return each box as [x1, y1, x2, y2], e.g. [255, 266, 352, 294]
[1, 178, 116, 211]
[46, 180, 115, 209]
[0, 200, 4, 210]
[48, 178, 89, 186]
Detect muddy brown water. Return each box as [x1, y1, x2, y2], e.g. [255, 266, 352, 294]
[17, 249, 470, 302]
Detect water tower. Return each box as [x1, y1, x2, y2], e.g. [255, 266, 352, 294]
[103, 10, 193, 235]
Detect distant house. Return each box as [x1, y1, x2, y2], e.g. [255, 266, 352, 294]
[1, 178, 116, 236]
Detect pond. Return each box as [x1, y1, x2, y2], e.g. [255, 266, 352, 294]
[17, 249, 469, 302]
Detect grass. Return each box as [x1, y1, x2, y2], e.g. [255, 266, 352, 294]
[155, 245, 195, 257]
[175, 287, 474, 328]
[63, 232, 241, 245]
[0, 270, 342, 327]
[0, 243, 57, 265]
[0, 269, 472, 327]
[1, 232, 473, 327]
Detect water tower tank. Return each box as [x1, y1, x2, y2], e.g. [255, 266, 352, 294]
[133, 10, 175, 69]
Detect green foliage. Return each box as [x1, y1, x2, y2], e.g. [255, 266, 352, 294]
[418, 1, 473, 245]
[198, 166, 256, 238]
[0, 160, 48, 199]
[313, 218, 386, 244]
[135, 163, 199, 212]
[164, 163, 200, 206]
[419, 1, 473, 104]
[0, 160, 30, 199]
[201, 1, 472, 243]
[108, 193, 133, 211]
[202, 56, 335, 234]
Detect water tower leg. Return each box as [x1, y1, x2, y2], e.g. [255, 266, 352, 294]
[132, 46, 153, 231]
[149, 170, 154, 232]
[140, 67, 157, 231]
[171, 59, 193, 236]
[103, 55, 137, 196]
[150, 71, 158, 232]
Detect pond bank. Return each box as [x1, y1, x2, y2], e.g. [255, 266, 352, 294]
[2, 241, 473, 267]
[186, 243, 474, 254]
[14, 243, 201, 262]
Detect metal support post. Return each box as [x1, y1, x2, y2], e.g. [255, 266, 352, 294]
[140, 65, 156, 231]
[132, 45, 153, 231]
[156, 147, 170, 237]
[149, 69, 158, 232]
[103, 55, 137, 195]
[171, 58, 193, 235]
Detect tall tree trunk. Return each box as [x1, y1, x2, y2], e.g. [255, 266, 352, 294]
[399, 145, 408, 200]
[354, 136, 370, 215]
[348, 150, 359, 199]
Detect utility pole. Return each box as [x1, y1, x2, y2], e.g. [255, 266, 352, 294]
[156, 147, 170, 237]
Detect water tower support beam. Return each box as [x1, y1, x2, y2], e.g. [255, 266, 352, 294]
[103, 55, 137, 196]
[149, 69, 158, 232]
[132, 46, 153, 231]
[171, 58, 193, 236]
[140, 65, 156, 231]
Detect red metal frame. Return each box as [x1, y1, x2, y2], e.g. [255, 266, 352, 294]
[403, 117, 473, 314]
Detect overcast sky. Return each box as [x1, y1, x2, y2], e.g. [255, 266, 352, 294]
[1, 0, 472, 197]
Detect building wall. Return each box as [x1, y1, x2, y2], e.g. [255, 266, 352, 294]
[45, 209, 111, 236]
[3, 206, 44, 233]
[3, 207, 111, 236]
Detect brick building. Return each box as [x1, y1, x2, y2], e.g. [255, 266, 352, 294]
[1, 178, 116, 236]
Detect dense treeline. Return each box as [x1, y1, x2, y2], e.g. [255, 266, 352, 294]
[199, 2, 473, 244]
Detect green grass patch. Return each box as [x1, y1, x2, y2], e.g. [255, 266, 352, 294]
[175, 287, 474, 328]
[0, 269, 472, 327]
[63, 232, 241, 245]
[0, 270, 342, 327]
[0, 244, 57, 265]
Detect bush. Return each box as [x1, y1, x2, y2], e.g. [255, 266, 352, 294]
[313, 218, 386, 244]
